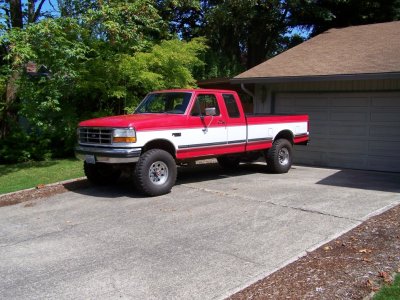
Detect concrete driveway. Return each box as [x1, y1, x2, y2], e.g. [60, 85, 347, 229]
[1, 163, 399, 299]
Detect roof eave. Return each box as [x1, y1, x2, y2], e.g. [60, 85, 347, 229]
[230, 72, 400, 84]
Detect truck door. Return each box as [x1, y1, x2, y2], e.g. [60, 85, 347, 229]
[221, 93, 247, 153]
[178, 93, 228, 158]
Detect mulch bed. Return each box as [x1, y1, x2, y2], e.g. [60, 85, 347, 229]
[229, 203, 400, 300]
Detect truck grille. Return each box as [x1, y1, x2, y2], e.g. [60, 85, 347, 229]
[78, 127, 113, 145]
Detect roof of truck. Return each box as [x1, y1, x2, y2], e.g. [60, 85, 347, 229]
[152, 88, 237, 93]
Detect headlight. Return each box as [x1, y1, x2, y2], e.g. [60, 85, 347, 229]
[113, 128, 136, 143]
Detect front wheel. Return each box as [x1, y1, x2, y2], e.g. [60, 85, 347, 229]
[134, 149, 177, 196]
[265, 139, 293, 173]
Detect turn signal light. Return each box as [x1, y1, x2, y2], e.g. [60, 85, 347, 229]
[113, 137, 136, 143]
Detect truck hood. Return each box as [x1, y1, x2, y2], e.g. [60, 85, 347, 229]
[78, 114, 186, 131]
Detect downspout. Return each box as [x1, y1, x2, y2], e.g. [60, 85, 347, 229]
[240, 83, 254, 98]
[241, 83, 255, 113]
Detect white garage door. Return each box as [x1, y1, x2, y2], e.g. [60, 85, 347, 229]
[275, 92, 400, 172]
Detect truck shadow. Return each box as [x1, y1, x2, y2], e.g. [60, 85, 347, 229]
[66, 162, 269, 199]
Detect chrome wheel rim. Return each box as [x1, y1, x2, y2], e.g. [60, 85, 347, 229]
[278, 148, 290, 166]
[149, 161, 169, 185]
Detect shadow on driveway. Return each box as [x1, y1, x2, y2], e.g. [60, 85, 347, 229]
[315, 168, 400, 193]
[66, 162, 400, 199]
[66, 162, 269, 198]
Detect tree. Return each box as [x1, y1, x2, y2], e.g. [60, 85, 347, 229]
[0, 0, 49, 139]
[155, 0, 203, 40]
[293, 0, 400, 36]
[203, 0, 306, 70]
[0, 0, 207, 162]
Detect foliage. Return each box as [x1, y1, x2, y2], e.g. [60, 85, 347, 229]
[0, 0, 206, 163]
[373, 273, 400, 300]
[0, 158, 83, 194]
[189, 0, 308, 70]
[292, 0, 400, 36]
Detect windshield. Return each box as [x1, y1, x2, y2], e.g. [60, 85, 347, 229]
[135, 92, 192, 114]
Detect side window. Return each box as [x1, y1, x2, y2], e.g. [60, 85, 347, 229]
[223, 94, 240, 118]
[191, 94, 220, 116]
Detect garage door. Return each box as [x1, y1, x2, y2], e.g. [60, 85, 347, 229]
[275, 92, 400, 172]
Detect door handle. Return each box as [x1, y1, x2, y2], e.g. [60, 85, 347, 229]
[217, 120, 225, 125]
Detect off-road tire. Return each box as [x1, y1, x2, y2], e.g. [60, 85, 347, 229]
[84, 162, 121, 185]
[265, 139, 293, 173]
[134, 149, 177, 196]
[217, 156, 240, 169]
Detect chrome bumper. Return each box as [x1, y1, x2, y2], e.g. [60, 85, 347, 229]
[75, 145, 141, 163]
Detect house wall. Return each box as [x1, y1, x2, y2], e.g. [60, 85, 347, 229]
[253, 78, 400, 113]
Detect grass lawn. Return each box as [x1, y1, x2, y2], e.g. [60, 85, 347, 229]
[374, 273, 400, 300]
[0, 159, 84, 194]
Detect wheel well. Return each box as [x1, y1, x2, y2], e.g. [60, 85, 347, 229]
[142, 139, 176, 158]
[274, 130, 294, 144]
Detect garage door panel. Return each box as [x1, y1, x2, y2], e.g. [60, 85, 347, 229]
[330, 125, 367, 136]
[372, 96, 400, 107]
[326, 153, 367, 169]
[275, 91, 400, 172]
[367, 156, 400, 172]
[371, 112, 400, 122]
[331, 97, 369, 107]
[306, 111, 331, 121]
[330, 111, 369, 121]
[370, 126, 400, 139]
[292, 148, 324, 165]
[276, 96, 331, 108]
[309, 123, 330, 135]
[369, 141, 400, 157]
[295, 98, 331, 107]
[306, 138, 368, 154]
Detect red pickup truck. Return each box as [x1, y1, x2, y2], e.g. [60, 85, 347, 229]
[75, 89, 309, 196]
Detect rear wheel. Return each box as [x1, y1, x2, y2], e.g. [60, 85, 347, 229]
[134, 149, 177, 196]
[217, 156, 240, 169]
[84, 162, 121, 185]
[265, 139, 293, 173]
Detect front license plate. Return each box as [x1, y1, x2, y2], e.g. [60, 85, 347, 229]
[85, 155, 96, 164]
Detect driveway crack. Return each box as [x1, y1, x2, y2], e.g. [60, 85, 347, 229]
[181, 184, 361, 223]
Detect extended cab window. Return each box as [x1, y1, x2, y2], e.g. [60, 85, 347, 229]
[223, 94, 240, 118]
[191, 94, 220, 116]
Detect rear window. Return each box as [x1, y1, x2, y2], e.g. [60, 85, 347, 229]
[223, 94, 240, 118]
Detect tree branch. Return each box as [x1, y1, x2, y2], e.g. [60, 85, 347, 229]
[33, 0, 46, 22]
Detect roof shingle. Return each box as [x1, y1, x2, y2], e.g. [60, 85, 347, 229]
[234, 21, 400, 81]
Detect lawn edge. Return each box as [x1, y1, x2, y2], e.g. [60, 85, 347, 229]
[0, 177, 87, 207]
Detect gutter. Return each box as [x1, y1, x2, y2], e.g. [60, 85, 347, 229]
[231, 72, 400, 84]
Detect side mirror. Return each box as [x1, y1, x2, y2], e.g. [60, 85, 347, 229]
[205, 107, 217, 116]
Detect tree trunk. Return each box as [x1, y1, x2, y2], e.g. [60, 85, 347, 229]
[0, 72, 19, 139]
[8, 0, 23, 28]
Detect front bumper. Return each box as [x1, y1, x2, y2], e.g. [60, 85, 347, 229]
[75, 145, 141, 163]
